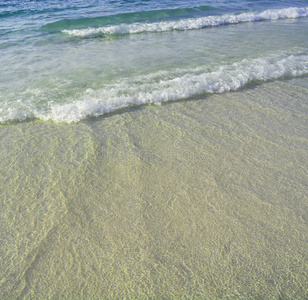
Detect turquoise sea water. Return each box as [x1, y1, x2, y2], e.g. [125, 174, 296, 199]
[1, 0, 308, 123]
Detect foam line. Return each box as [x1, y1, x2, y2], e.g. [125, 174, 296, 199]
[62, 7, 308, 37]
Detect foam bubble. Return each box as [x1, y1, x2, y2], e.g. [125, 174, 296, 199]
[1, 50, 307, 123]
[35, 50, 308, 123]
[62, 7, 308, 37]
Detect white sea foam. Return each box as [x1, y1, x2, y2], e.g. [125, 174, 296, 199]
[62, 7, 308, 37]
[35, 50, 308, 123]
[1, 50, 307, 123]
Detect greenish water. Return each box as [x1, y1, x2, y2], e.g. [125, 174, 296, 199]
[1, 1, 308, 123]
[1, 78, 307, 299]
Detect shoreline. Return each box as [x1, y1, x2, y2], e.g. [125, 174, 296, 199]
[0, 78, 307, 299]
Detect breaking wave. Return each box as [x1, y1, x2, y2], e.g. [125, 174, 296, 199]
[62, 7, 308, 37]
[1, 50, 307, 123]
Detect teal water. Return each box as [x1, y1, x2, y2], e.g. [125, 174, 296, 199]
[1, 0, 308, 123]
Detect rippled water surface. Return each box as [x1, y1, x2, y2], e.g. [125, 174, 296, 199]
[0, 0, 307, 298]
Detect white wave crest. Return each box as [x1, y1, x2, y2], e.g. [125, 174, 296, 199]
[1, 50, 307, 123]
[34, 50, 308, 123]
[62, 7, 308, 37]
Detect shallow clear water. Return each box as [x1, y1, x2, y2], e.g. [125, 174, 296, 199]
[0, 0, 308, 299]
[1, 77, 308, 299]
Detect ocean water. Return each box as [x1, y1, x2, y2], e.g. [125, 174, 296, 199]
[1, 0, 308, 123]
[1, 0, 308, 299]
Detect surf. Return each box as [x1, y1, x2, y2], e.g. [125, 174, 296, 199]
[1, 50, 307, 123]
[61, 7, 308, 37]
[42, 5, 218, 32]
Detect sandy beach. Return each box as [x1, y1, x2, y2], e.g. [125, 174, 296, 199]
[1, 77, 307, 298]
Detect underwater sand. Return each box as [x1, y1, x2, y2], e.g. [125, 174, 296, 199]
[0, 78, 308, 299]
